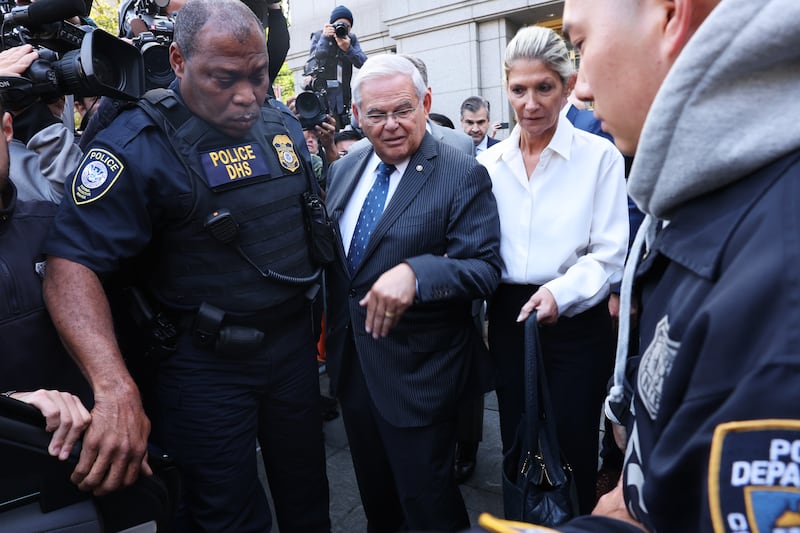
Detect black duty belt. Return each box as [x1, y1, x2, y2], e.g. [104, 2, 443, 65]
[174, 298, 310, 359]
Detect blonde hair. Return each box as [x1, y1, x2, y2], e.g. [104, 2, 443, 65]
[504, 26, 574, 84]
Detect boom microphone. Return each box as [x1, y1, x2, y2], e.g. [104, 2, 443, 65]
[4, 0, 88, 28]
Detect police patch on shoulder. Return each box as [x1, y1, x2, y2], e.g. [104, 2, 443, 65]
[272, 134, 300, 173]
[638, 315, 680, 420]
[72, 148, 124, 205]
[709, 420, 800, 533]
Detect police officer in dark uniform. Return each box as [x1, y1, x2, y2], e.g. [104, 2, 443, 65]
[42, 1, 331, 531]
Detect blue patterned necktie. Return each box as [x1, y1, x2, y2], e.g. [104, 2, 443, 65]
[347, 161, 396, 273]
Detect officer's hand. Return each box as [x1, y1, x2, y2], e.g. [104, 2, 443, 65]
[359, 263, 416, 339]
[608, 292, 620, 330]
[71, 386, 152, 496]
[517, 286, 559, 325]
[0, 45, 38, 77]
[592, 478, 647, 530]
[10, 389, 91, 461]
[608, 292, 639, 333]
[612, 421, 627, 452]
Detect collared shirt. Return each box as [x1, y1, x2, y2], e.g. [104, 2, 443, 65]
[477, 110, 628, 316]
[339, 152, 409, 253]
[474, 135, 489, 156]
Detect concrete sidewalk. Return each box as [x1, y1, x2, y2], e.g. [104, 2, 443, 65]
[320, 374, 504, 531]
[261, 375, 505, 531]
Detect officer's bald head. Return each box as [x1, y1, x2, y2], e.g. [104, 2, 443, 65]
[174, 0, 264, 61]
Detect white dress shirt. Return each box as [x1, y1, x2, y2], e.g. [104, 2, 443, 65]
[339, 152, 409, 254]
[477, 110, 628, 317]
[474, 135, 489, 156]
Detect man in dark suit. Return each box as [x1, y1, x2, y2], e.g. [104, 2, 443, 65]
[460, 96, 501, 156]
[324, 54, 502, 532]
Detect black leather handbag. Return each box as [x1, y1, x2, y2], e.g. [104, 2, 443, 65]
[501, 311, 579, 527]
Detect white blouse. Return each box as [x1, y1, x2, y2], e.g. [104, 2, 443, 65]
[477, 110, 629, 317]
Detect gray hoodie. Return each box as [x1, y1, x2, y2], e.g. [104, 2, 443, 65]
[606, 0, 800, 424]
[628, 0, 800, 219]
[9, 122, 82, 204]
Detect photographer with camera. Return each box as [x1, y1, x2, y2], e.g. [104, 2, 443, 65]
[305, 5, 366, 128]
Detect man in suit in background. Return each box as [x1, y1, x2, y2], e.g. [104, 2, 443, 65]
[460, 96, 500, 156]
[324, 54, 502, 531]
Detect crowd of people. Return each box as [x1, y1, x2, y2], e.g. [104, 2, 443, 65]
[1, 0, 798, 532]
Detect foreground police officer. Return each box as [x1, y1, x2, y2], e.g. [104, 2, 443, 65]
[42, 1, 331, 531]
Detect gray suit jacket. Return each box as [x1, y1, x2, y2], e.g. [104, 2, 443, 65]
[324, 132, 501, 427]
[430, 122, 473, 155]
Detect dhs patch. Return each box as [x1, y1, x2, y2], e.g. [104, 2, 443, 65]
[72, 149, 124, 205]
[709, 420, 800, 533]
[272, 134, 300, 173]
[201, 142, 270, 188]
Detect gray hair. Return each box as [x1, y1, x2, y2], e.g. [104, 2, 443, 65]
[351, 55, 427, 110]
[504, 26, 574, 85]
[460, 96, 490, 119]
[174, 0, 264, 60]
[399, 54, 428, 86]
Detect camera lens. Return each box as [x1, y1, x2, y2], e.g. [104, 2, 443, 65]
[295, 91, 328, 131]
[141, 43, 175, 90]
[334, 22, 348, 38]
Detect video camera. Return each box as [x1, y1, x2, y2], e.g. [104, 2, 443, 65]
[296, 63, 348, 130]
[120, 0, 175, 90]
[0, 0, 144, 111]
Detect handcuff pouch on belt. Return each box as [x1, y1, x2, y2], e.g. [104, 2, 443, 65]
[192, 302, 265, 359]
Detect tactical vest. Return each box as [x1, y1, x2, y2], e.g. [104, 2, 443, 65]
[137, 90, 319, 314]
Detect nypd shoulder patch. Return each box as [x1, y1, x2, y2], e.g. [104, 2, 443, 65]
[72, 148, 124, 205]
[709, 420, 800, 533]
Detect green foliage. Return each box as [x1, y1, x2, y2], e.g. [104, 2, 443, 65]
[83, 2, 297, 101]
[273, 62, 295, 102]
[89, 1, 120, 34]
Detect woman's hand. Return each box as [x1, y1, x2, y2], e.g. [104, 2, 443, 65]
[10, 389, 91, 461]
[516, 286, 559, 324]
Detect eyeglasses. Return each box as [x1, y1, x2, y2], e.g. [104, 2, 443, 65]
[362, 107, 418, 126]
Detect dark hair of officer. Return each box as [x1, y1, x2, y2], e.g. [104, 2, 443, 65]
[169, 0, 269, 138]
[173, 0, 264, 60]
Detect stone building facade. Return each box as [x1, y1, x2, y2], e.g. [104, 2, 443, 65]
[287, 0, 565, 132]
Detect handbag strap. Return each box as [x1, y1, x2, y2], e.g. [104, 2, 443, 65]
[524, 312, 568, 485]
